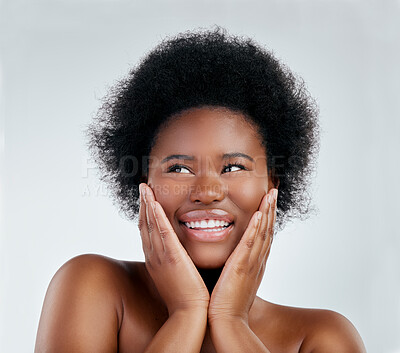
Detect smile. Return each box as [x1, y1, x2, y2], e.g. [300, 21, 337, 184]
[184, 219, 231, 230]
[179, 220, 234, 242]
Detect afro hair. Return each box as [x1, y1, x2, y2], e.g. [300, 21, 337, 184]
[86, 25, 320, 231]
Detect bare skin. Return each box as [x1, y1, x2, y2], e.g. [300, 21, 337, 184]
[35, 107, 366, 352]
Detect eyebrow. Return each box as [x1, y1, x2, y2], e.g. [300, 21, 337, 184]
[161, 152, 254, 164]
[222, 152, 254, 162]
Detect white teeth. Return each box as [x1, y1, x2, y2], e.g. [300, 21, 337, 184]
[201, 228, 226, 232]
[208, 220, 216, 228]
[184, 220, 231, 229]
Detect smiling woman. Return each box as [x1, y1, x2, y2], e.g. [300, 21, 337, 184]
[34, 26, 366, 353]
[146, 107, 273, 270]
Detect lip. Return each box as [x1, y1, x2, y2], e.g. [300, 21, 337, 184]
[179, 222, 234, 243]
[178, 209, 235, 243]
[178, 209, 234, 223]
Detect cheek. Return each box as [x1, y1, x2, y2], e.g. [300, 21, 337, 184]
[226, 177, 266, 247]
[150, 180, 186, 223]
[228, 177, 266, 217]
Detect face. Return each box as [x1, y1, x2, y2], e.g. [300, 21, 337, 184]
[146, 106, 276, 269]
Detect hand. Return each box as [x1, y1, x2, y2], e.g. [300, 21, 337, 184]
[138, 183, 210, 316]
[208, 188, 278, 325]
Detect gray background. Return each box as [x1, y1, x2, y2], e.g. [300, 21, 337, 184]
[1, 0, 399, 352]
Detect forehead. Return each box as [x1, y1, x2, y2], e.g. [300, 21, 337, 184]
[151, 107, 265, 157]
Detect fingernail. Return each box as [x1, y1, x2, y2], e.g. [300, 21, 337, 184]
[142, 185, 148, 203]
[273, 189, 278, 200]
[266, 194, 271, 204]
[145, 186, 155, 204]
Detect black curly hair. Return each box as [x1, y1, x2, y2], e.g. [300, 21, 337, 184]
[86, 25, 320, 231]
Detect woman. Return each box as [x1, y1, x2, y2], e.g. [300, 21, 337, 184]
[34, 27, 366, 352]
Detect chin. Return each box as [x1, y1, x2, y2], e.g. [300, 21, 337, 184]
[178, 234, 238, 270]
[189, 252, 228, 269]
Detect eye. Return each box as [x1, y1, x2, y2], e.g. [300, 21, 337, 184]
[222, 163, 247, 173]
[166, 164, 192, 174]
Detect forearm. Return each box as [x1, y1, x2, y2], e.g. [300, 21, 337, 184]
[143, 309, 207, 353]
[209, 318, 271, 353]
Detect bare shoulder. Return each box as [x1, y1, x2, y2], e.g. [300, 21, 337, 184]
[45, 253, 132, 307]
[259, 300, 366, 353]
[35, 254, 134, 353]
[298, 307, 367, 353]
[56, 252, 130, 276]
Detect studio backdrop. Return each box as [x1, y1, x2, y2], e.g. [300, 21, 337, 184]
[1, 1, 399, 352]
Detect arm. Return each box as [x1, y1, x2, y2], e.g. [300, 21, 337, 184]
[34, 254, 208, 353]
[209, 318, 271, 353]
[143, 309, 207, 353]
[139, 184, 210, 352]
[34, 254, 121, 353]
[207, 190, 277, 353]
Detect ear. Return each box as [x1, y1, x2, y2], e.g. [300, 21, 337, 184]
[139, 174, 148, 184]
[269, 168, 280, 189]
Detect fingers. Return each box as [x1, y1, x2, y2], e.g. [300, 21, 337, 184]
[138, 184, 151, 252]
[251, 193, 271, 260]
[152, 201, 186, 263]
[259, 194, 270, 241]
[137, 184, 210, 314]
[146, 198, 166, 256]
[262, 190, 277, 258]
[142, 184, 166, 257]
[235, 188, 277, 271]
[256, 189, 277, 268]
[139, 183, 185, 265]
[231, 210, 262, 267]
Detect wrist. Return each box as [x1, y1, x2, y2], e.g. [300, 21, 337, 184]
[170, 307, 208, 319]
[208, 314, 249, 328]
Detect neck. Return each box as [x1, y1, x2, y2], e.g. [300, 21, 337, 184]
[142, 261, 223, 302]
[197, 266, 224, 295]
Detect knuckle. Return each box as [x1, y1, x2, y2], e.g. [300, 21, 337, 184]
[166, 253, 180, 265]
[233, 264, 246, 276]
[159, 229, 169, 239]
[246, 239, 255, 249]
[147, 222, 155, 234]
[261, 230, 268, 241]
[138, 219, 145, 231]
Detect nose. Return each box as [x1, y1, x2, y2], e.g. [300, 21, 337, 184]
[189, 173, 226, 205]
